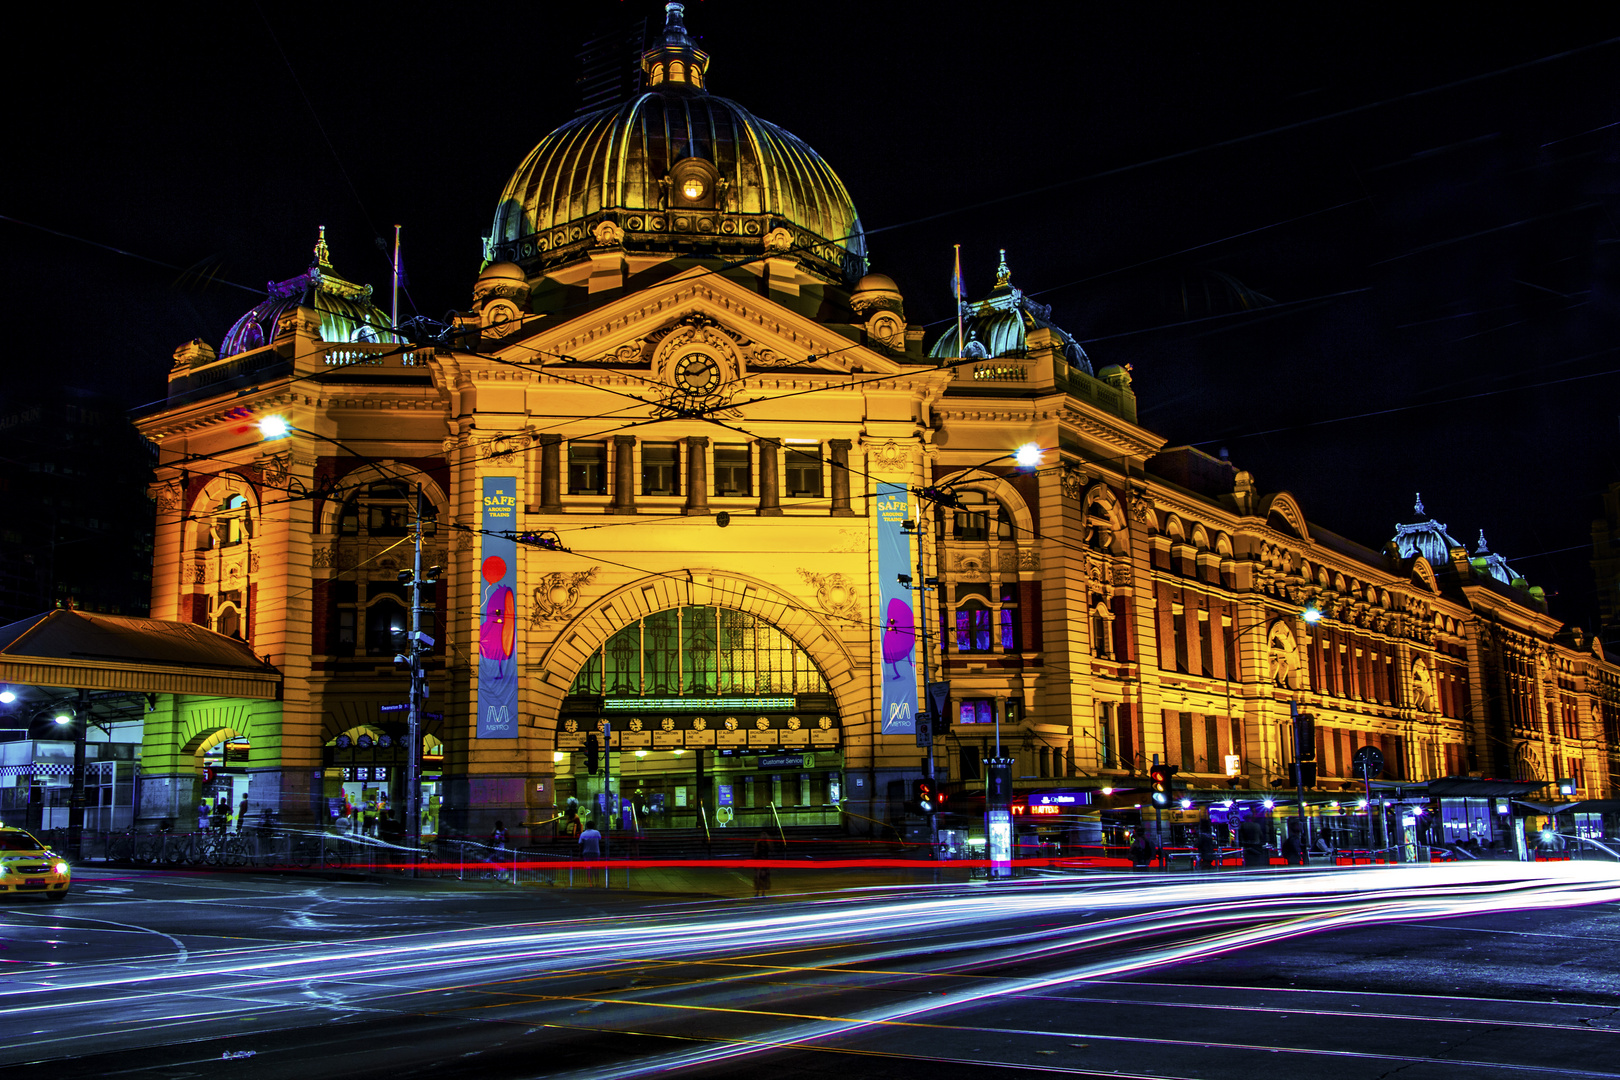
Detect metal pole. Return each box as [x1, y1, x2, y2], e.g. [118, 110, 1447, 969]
[406, 488, 424, 878]
[915, 517, 938, 857]
[68, 687, 89, 861]
[1290, 700, 1307, 864]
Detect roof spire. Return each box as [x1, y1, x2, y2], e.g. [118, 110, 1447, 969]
[642, 2, 710, 90]
[1476, 529, 1490, 554]
[1414, 492, 1425, 516]
[312, 225, 332, 272]
[994, 248, 1011, 288]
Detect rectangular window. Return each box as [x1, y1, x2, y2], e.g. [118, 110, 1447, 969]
[568, 441, 606, 495]
[954, 510, 989, 541]
[784, 442, 823, 497]
[1099, 702, 1116, 768]
[1000, 585, 1021, 652]
[958, 698, 995, 724]
[1179, 712, 1195, 772]
[641, 442, 681, 496]
[1172, 598, 1189, 673]
[714, 444, 751, 496]
[1197, 608, 1213, 677]
[366, 504, 409, 537]
[958, 746, 981, 782]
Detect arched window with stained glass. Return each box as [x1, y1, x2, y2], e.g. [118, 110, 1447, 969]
[569, 606, 830, 698]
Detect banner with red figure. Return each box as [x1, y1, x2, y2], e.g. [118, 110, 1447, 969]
[478, 476, 519, 739]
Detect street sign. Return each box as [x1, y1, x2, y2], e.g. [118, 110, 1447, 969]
[1352, 745, 1384, 780]
[915, 725, 932, 748]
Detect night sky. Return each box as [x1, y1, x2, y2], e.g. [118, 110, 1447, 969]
[7, 2, 1619, 634]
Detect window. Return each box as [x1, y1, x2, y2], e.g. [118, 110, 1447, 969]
[958, 698, 995, 724]
[218, 494, 249, 547]
[569, 441, 606, 494]
[366, 597, 408, 657]
[1099, 702, 1116, 767]
[784, 443, 822, 497]
[1000, 584, 1021, 651]
[950, 491, 1012, 542]
[715, 444, 751, 496]
[217, 606, 241, 639]
[642, 443, 680, 497]
[955, 584, 993, 653]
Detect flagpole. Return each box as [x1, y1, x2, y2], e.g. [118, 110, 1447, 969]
[953, 244, 965, 359]
[392, 224, 402, 330]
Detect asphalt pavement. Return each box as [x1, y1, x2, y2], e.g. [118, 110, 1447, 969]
[2, 862, 1618, 1079]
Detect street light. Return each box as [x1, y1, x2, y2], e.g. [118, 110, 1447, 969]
[258, 415, 291, 440]
[0, 689, 15, 704]
[1013, 442, 1042, 469]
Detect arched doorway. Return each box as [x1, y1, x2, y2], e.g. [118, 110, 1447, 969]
[186, 727, 250, 829]
[321, 725, 446, 840]
[555, 604, 844, 833]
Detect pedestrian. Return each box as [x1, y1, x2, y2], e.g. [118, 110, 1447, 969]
[211, 799, 229, 833]
[197, 799, 211, 833]
[1281, 829, 1301, 865]
[753, 830, 772, 898]
[1129, 829, 1153, 870]
[579, 818, 602, 885]
[237, 795, 250, 833]
[1196, 828, 1217, 870]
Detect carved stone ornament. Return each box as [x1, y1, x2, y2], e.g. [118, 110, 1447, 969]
[798, 568, 861, 623]
[1018, 548, 1040, 570]
[1128, 491, 1152, 523]
[828, 528, 864, 554]
[954, 556, 989, 582]
[312, 545, 334, 569]
[481, 299, 523, 336]
[480, 429, 535, 462]
[592, 219, 625, 246]
[764, 227, 794, 253]
[247, 552, 261, 573]
[1059, 463, 1088, 501]
[1111, 563, 1134, 588]
[154, 482, 181, 515]
[192, 558, 207, 584]
[531, 567, 598, 623]
[1267, 620, 1302, 690]
[1411, 658, 1437, 713]
[868, 441, 909, 475]
[258, 452, 290, 487]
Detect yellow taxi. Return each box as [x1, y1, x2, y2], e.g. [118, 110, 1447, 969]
[0, 825, 70, 901]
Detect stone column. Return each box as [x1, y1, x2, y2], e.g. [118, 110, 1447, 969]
[538, 435, 561, 513]
[684, 436, 710, 516]
[758, 440, 782, 517]
[828, 438, 853, 516]
[611, 435, 636, 514]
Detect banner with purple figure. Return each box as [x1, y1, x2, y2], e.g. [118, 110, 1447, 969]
[478, 476, 519, 739]
[876, 482, 918, 734]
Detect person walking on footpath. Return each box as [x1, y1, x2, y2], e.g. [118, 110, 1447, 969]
[579, 818, 603, 886]
[752, 830, 773, 898]
[237, 795, 250, 834]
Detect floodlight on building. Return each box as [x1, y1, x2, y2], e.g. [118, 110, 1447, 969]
[1302, 603, 1323, 623]
[259, 415, 291, 440]
[0, 689, 13, 704]
[1013, 442, 1042, 468]
[1262, 798, 1275, 809]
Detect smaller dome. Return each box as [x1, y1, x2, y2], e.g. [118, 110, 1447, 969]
[221, 228, 403, 358]
[478, 261, 526, 284]
[928, 250, 1092, 374]
[853, 272, 898, 293]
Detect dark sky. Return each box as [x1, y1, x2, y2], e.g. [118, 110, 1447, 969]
[7, 2, 1620, 632]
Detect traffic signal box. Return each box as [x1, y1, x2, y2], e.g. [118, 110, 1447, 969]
[909, 778, 935, 815]
[1150, 764, 1177, 806]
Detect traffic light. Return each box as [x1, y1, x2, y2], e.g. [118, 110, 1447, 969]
[584, 732, 600, 775]
[909, 778, 935, 815]
[1293, 712, 1316, 760]
[1150, 764, 1176, 806]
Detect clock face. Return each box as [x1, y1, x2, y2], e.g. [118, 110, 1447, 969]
[564, 719, 578, 734]
[724, 717, 738, 730]
[787, 716, 801, 730]
[674, 353, 721, 394]
[692, 717, 708, 732]
[818, 716, 832, 730]
[755, 717, 770, 731]
[629, 717, 644, 732]
[661, 718, 676, 731]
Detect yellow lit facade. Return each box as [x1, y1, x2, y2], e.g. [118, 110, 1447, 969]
[134, 4, 1618, 840]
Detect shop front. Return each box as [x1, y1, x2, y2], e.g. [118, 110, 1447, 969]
[322, 727, 445, 839]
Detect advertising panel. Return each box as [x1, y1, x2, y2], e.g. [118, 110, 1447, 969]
[876, 482, 918, 734]
[477, 477, 519, 739]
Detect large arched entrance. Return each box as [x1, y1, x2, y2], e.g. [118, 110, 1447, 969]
[553, 604, 845, 833]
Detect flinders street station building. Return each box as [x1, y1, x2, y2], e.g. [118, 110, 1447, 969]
[123, 4, 1620, 850]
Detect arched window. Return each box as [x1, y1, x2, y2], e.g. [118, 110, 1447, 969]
[219, 494, 249, 547]
[217, 605, 241, 639]
[366, 597, 408, 657]
[338, 480, 431, 538]
[950, 490, 1010, 542]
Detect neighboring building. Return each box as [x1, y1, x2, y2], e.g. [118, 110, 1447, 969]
[130, 4, 1618, 842]
[0, 389, 156, 623]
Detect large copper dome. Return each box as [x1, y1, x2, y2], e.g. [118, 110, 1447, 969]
[484, 3, 867, 285]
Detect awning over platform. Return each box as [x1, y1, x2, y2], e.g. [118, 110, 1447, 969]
[1370, 776, 1549, 799]
[0, 609, 281, 699]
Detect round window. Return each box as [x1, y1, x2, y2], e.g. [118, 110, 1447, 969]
[682, 177, 705, 200]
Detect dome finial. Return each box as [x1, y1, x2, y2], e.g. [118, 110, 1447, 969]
[642, 1, 710, 90]
[1476, 529, 1490, 554]
[995, 248, 1011, 288]
[1414, 492, 1425, 516]
[312, 225, 332, 272]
